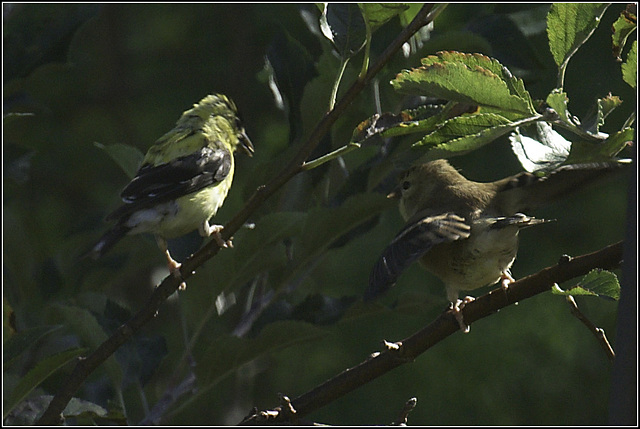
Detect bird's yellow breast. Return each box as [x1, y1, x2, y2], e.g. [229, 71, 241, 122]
[125, 159, 234, 240]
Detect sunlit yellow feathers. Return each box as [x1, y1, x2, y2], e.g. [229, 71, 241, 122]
[88, 93, 253, 260]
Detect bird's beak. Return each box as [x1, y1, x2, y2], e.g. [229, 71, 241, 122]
[387, 189, 400, 199]
[239, 130, 254, 156]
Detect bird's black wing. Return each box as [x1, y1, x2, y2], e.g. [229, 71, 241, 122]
[365, 213, 471, 301]
[106, 145, 231, 221]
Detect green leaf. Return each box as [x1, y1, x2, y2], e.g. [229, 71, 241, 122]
[50, 304, 123, 390]
[597, 95, 623, 129]
[547, 3, 609, 68]
[320, 3, 367, 59]
[351, 103, 457, 144]
[4, 395, 125, 426]
[266, 30, 319, 134]
[565, 128, 634, 164]
[422, 51, 513, 83]
[299, 192, 391, 257]
[3, 4, 101, 81]
[183, 321, 327, 414]
[510, 122, 571, 172]
[94, 142, 143, 179]
[4, 348, 87, 419]
[612, 6, 637, 61]
[359, 3, 410, 32]
[411, 112, 530, 159]
[420, 52, 535, 108]
[392, 58, 535, 115]
[582, 94, 624, 135]
[228, 211, 307, 289]
[551, 269, 620, 300]
[417, 113, 512, 145]
[63, 396, 126, 423]
[580, 270, 620, 300]
[622, 40, 637, 88]
[546, 89, 573, 125]
[3, 325, 63, 367]
[197, 321, 327, 383]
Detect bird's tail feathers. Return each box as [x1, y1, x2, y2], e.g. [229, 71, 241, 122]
[83, 224, 130, 260]
[489, 213, 553, 230]
[497, 160, 630, 212]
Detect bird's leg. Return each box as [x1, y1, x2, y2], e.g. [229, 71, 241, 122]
[500, 269, 515, 300]
[447, 288, 474, 333]
[200, 221, 233, 248]
[156, 236, 186, 290]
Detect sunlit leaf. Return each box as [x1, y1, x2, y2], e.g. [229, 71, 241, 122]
[547, 3, 609, 68]
[359, 3, 410, 32]
[510, 122, 571, 172]
[582, 94, 624, 134]
[551, 269, 620, 300]
[622, 40, 637, 88]
[393, 57, 535, 115]
[410, 112, 522, 159]
[611, 5, 637, 61]
[320, 3, 367, 58]
[351, 102, 480, 146]
[420, 51, 536, 111]
[565, 128, 634, 164]
[545, 89, 572, 125]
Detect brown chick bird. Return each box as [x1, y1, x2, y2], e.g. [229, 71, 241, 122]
[366, 159, 628, 332]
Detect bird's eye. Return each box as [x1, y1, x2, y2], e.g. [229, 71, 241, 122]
[402, 181, 411, 190]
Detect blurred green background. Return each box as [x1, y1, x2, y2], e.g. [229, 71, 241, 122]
[3, 3, 634, 425]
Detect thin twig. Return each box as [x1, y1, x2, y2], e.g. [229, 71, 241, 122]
[566, 295, 616, 362]
[392, 397, 418, 426]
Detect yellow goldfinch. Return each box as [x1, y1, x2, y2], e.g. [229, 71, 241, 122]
[88, 94, 254, 277]
[366, 159, 627, 331]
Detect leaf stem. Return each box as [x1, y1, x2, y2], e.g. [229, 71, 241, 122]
[358, 18, 372, 81]
[329, 58, 350, 111]
[301, 142, 362, 171]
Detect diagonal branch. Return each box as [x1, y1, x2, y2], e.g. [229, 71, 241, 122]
[239, 241, 624, 425]
[35, 4, 438, 425]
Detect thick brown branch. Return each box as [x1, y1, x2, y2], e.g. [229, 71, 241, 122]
[239, 241, 624, 425]
[35, 5, 437, 425]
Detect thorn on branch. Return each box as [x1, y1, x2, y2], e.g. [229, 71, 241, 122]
[383, 340, 402, 351]
[383, 340, 413, 363]
[558, 254, 573, 264]
[278, 393, 297, 418]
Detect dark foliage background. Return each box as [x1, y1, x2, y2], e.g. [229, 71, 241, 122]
[3, 3, 634, 425]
